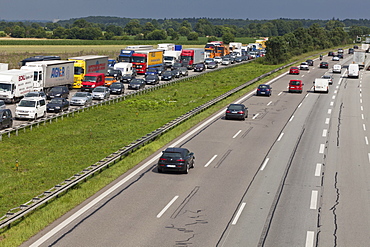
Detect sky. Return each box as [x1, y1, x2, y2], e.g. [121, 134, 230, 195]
[0, 0, 369, 22]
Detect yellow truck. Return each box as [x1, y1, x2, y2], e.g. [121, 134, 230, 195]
[68, 55, 108, 89]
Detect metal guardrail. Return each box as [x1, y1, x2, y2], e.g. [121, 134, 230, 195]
[0, 59, 295, 229]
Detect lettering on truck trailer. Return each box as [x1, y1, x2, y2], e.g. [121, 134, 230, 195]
[51, 67, 65, 78]
[87, 62, 106, 73]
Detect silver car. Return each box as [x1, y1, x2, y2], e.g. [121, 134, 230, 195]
[70, 92, 93, 106]
[92, 86, 110, 100]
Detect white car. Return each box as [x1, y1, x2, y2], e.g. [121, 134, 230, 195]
[92, 86, 110, 100]
[332, 56, 340, 61]
[321, 74, 333, 85]
[222, 58, 231, 65]
[15, 97, 46, 120]
[214, 57, 222, 63]
[299, 62, 309, 70]
[70, 92, 93, 106]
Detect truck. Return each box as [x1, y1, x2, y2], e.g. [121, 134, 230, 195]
[352, 51, 366, 69]
[68, 55, 108, 89]
[117, 45, 154, 63]
[114, 62, 135, 76]
[0, 69, 33, 103]
[20, 55, 61, 67]
[229, 42, 243, 52]
[131, 49, 164, 74]
[157, 43, 175, 51]
[81, 73, 105, 91]
[204, 41, 229, 58]
[0, 63, 8, 71]
[313, 78, 329, 93]
[163, 50, 182, 68]
[20, 60, 74, 91]
[361, 44, 369, 52]
[348, 64, 359, 78]
[180, 48, 205, 70]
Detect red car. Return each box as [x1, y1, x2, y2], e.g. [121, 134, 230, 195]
[289, 66, 300, 75]
[289, 79, 303, 93]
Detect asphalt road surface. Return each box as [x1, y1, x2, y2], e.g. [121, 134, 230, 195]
[22, 53, 370, 247]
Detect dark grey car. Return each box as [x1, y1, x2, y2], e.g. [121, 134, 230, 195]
[0, 109, 13, 129]
[157, 147, 195, 174]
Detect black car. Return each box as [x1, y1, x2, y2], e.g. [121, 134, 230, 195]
[46, 98, 69, 113]
[128, 79, 145, 90]
[306, 59, 314, 66]
[337, 53, 343, 59]
[207, 61, 218, 69]
[157, 147, 195, 174]
[225, 104, 248, 120]
[156, 66, 166, 76]
[121, 73, 136, 83]
[172, 68, 182, 78]
[194, 63, 206, 72]
[328, 51, 334, 56]
[320, 62, 329, 68]
[144, 74, 160, 85]
[106, 69, 122, 81]
[234, 57, 243, 63]
[348, 48, 354, 54]
[109, 82, 125, 94]
[171, 62, 183, 71]
[0, 109, 13, 129]
[161, 70, 175, 81]
[256, 84, 272, 96]
[46, 86, 69, 100]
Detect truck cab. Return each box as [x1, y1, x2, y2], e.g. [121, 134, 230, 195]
[81, 73, 105, 92]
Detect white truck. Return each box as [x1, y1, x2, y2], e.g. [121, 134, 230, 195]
[163, 50, 181, 68]
[332, 64, 342, 73]
[0, 69, 33, 103]
[21, 60, 74, 91]
[0, 63, 8, 71]
[314, 78, 329, 93]
[157, 43, 175, 51]
[353, 50, 366, 69]
[229, 42, 242, 51]
[348, 64, 359, 78]
[113, 62, 135, 75]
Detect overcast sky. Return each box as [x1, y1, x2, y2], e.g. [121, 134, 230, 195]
[1, 0, 369, 22]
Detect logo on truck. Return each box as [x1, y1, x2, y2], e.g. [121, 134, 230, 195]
[88, 61, 106, 73]
[51, 67, 65, 78]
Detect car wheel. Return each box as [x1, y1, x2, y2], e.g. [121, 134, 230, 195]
[8, 120, 13, 128]
[183, 164, 189, 174]
[191, 158, 195, 168]
[43, 111, 46, 117]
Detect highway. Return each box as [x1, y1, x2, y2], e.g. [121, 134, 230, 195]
[22, 53, 370, 247]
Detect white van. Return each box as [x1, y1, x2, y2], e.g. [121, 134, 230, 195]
[333, 64, 342, 73]
[348, 64, 359, 78]
[15, 97, 46, 120]
[314, 78, 329, 93]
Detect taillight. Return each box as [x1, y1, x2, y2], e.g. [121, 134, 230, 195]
[257, 89, 260, 91]
[237, 111, 244, 114]
[176, 159, 185, 162]
[226, 110, 231, 113]
[160, 158, 166, 161]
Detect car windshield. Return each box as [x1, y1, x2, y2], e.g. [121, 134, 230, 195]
[162, 152, 182, 159]
[19, 100, 36, 107]
[50, 98, 63, 104]
[83, 76, 97, 82]
[110, 83, 121, 88]
[163, 71, 172, 76]
[146, 75, 156, 79]
[106, 77, 114, 81]
[290, 81, 301, 85]
[228, 104, 244, 111]
[259, 85, 268, 89]
[93, 88, 105, 92]
[25, 92, 40, 97]
[0, 83, 12, 92]
[74, 92, 87, 97]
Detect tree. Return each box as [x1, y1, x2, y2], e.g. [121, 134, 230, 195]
[187, 32, 198, 41]
[179, 26, 191, 37]
[72, 19, 91, 28]
[222, 32, 235, 44]
[171, 31, 180, 40]
[146, 29, 167, 40]
[10, 25, 26, 38]
[124, 19, 142, 35]
[265, 36, 289, 64]
[52, 27, 68, 39]
[142, 22, 155, 35]
[105, 25, 123, 36]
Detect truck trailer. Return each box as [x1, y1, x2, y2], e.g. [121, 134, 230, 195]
[0, 69, 33, 103]
[131, 49, 164, 74]
[21, 60, 74, 91]
[117, 45, 155, 63]
[352, 51, 366, 69]
[68, 55, 108, 89]
[180, 48, 205, 69]
[0, 63, 9, 71]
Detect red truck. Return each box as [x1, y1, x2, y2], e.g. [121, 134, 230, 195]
[180, 48, 205, 70]
[81, 73, 105, 92]
[131, 49, 164, 74]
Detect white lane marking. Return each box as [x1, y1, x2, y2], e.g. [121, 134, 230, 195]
[362, 114, 364, 120]
[360, 93, 362, 98]
[334, 90, 337, 94]
[27, 62, 289, 247]
[325, 118, 330, 124]
[368, 153, 370, 163]
[267, 101, 273, 106]
[336, 85, 339, 89]
[363, 124, 366, 131]
[157, 196, 179, 218]
[305, 231, 315, 247]
[310, 190, 318, 209]
[260, 158, 270, 171]
[360, 99, 363, 104]
[298, 103, 302, 108]
[322, 129, 327, 137]
[327, 109, 332, 114]
[305, 94, 309, 98]
[302, 75, 305, 77]
[361, 106, 364, 111]
[319, 144, 325, 154]
[330, 101, 334, 106]
[252, 113, 260, 120]
[232, 202, 246, 225]
[277, 133, 284, 142]
[365, 136, 369, 145]
[315, 163, 322, 177]
[278, 91, 283, 96]
[332, 95, 336, 100]
[204, 155, 218, 167]
[233, 130, 242, 138]
[289, 115, 294, 122]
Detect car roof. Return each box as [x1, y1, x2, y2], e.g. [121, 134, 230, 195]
[163, 147, 187, 153]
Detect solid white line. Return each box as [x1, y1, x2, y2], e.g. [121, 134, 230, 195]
[322, 129, 327, 137]
[29, 64, 289, 247]
[330, 101, 334, 106]
[363, 124, 366, 131]
[278, 91, 283, 96]
[365, 136, 369, 145]
[252, 113, 260, 120]
[233, 130, 242, 138]
[310, 190, 318, 209]
[232, 202, 246, 225]
[327, 109, 332, 114]
[319, 144, 325, 154]
[305, 231, 315, 247]
[325, 118, 330, 125]
[289, 115, 294, 122]
[277, 132, 284, 142]
[298, 103, 302, 108]
[260, 158, 270, 171]
[315, 163, 322, 177]
[204, 155, 218, 167]
[267, 101, 273, 106]
[157, 196, 179, 218]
